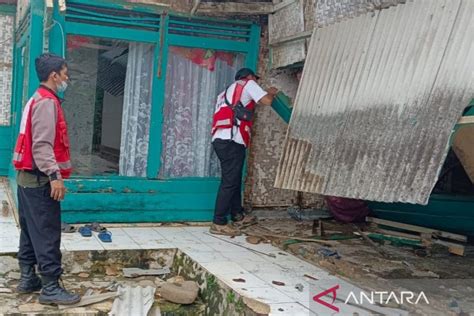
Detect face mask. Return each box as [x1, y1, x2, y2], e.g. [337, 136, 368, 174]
[57, 80, 68, 93]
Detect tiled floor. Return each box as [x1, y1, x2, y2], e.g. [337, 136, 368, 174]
[0, 181, 405, 316]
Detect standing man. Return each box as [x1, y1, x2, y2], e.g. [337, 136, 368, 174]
[13, 53, 80, 305]
[210, 68, 278, 236]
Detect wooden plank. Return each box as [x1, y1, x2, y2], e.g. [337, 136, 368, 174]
[62, 192, 216, 211]
[196, 2, 274, 15]
[433, 240, 465, 256]
[65, 178, 220, 194]
[273, 0, 296, 12]
[375, 228, 420, 241]
[269, 30, 313, 46]
[62, 208, 213, 223]
[366, 217, 467, 242]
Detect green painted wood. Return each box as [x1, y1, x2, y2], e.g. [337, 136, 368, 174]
[62, 209, 213, 223]
[65, 178, 219, 194]
[369, 194, 474, 236]
[245, 24, 260, 70]
[146, 13, 168, 178]
[167, 26, 250, 39]
[66, 14, 160, 30]
[168, 12, 252, 26]
[49, 0, 66, 57]
[168, 19, 250, 32]
[62, 192, 216, 211]
[67, 7, 160, 22]
[271, 92, 293, 123]
[0, 127, 12, 176]
[167, 34, 249, 52]
[27, 0, 44, 97]
[66, 22, 157, 43]
[67, 0, 163, 15]
[0, 4, 16, 15]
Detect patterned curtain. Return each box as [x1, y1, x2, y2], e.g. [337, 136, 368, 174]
[160, 48, 245, 178]
[119, 43, 154, 177]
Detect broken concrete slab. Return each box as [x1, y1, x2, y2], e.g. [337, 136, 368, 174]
[242, 297, 271, 315]
[0, 256, 18, 275]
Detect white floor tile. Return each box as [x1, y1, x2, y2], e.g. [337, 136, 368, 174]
[182, 249, 226, 264]
[63, 234, 105, 251]
[207, 241, 249, 253]
[154, 227, 197, 243]
[122, 227, 174, 249]
[200, 261, 245, 276]
[235, 286, 295, 305]
[173, 242, 214, 252]
[99, 228, 139, 250]
[217, 271, 268, 290]
[0, 223, 19, 238]
[270, 302, 315, 316]
[220, 250, 271, 263]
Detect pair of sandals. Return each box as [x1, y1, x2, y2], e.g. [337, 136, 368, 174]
[69, 222, 112, 242]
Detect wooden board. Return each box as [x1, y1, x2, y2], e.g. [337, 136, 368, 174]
[366, 217, 467, 242]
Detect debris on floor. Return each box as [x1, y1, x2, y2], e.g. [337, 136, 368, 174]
[156, 277, 199, 305]
[110, 286, 156, 316]
[123, 267, 171, 278]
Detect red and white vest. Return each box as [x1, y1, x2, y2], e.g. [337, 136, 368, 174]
[13, 86, 72, 178]
[211, 79, 256, 147]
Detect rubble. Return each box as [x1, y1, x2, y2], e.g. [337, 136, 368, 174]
[157, 278, 199, 305]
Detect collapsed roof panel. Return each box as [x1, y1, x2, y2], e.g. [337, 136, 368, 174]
[275, 0, 474, 204]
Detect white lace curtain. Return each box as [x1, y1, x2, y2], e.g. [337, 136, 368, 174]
[119, 43, 154, 177]
[160, 49, 245, 178]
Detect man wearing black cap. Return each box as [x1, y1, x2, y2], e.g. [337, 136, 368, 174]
[13, 53, 80, 305]
[210, 68, 278, 236]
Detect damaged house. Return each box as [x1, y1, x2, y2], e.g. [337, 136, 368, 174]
[0, 0, 473, 314]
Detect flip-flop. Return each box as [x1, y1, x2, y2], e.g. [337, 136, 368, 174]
[78, 226, 92, 237]
[85, 222, 107, 233]
[61, 222, 77, 233]
[98, 230, 112, 243]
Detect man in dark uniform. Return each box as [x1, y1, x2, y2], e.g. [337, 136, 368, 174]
[13, 53, 80, 305]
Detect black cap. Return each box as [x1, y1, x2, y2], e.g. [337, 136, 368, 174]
[235, 68, 260, 80]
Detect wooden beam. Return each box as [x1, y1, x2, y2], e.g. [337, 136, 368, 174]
[196, 2, 274, 15]
[366, 217, 467, 242]
[269, 30, 313, 46]
[273, 0, 296, 12]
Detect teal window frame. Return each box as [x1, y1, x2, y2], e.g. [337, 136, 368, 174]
[8, 0, 261, 223]
[50, 0, 260, 181]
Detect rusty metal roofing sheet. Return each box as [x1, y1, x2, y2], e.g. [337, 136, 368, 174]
[275, 0, 474, 204]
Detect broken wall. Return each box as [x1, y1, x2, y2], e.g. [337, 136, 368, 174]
[244, 22, 324, 209]
[0, 13, 13, 126]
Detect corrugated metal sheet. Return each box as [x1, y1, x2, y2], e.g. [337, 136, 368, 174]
[275, 0, 474, 204]
[110, 286, 156, 316]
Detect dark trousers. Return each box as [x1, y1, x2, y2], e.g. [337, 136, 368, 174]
[213, 139, 246, 225]
[17, 184, 63, 277]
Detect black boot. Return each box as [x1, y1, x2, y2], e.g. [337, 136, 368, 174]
[39, 276, 81, 305]
[17, 264, 42, 294]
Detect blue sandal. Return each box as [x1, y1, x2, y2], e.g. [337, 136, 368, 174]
[78, 226, 92, 237]
[98, 230, 112, 243]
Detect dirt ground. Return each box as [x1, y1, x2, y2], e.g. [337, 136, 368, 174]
[243, 218, 474, 315]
